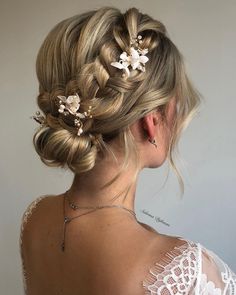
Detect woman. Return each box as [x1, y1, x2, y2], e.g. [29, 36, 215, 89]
[19, 6, 236, 295]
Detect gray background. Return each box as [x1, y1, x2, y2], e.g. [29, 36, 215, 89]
[0, 0, 235, 294]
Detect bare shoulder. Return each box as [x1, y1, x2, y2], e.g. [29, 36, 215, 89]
[20, 194, 60, 240]
[137, 222, 184, 246]
[136, 221, 187, 250]
[19, 194, 64, 255]
[21, 195, 50, 226]
[137, 221, 159, 234]
[151, 232, 188, 256]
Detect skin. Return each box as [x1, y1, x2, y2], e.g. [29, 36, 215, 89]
[23, 97, 187, 294]
[65, 97, 177, 226]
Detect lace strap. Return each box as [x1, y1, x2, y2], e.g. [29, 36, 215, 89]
[194, 243, 203, 294]
[199, 245, 236, 295]
[142, 238, 200, 294]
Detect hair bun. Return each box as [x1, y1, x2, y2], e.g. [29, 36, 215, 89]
[33, 6, 201, 192]
[33, 125, 101, 174]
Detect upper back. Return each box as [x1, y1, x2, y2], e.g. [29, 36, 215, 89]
[20, 195, 235, 295]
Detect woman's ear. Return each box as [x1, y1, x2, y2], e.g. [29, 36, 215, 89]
[141, 110, 159, 139]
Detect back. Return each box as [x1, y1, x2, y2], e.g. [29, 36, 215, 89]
[19, 195, 185, 294]
[19, 195, 236, 294]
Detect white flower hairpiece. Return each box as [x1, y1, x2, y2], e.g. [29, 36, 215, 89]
[110, 34, 149, 77]
[57, 93, 92, 136]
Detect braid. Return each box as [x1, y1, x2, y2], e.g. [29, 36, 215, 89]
[34, 7, 162, 174]
[33, 6, 201, 195]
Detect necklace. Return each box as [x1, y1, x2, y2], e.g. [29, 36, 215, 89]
[61, 191, 137, 252]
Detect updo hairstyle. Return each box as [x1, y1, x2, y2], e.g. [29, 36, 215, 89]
[33, 7, 201, 193]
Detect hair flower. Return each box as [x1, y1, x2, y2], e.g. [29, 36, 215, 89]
[57, 93, 93, 136]
[57, 93, 81, 115]
[110, 34, 149, 77]
[129, 47, 149, 71]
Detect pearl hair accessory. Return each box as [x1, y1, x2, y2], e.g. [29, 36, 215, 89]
[57, 93, 93, 136]
[31, 93, 93, 137]
[110, 34, 149, 77]
[31, 111, 46, 126]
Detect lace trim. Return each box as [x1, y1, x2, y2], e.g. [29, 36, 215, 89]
[142, 238, 199, 295]
[200, 246, 236, 295]
[19, 195, 48, 294]
[200, 273, 222, 294]
[221, 263, 236, 294]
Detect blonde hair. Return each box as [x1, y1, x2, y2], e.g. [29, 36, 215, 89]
[33, 6, 202, 196]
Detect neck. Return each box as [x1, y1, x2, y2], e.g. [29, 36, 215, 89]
[67, 152, 141, 215]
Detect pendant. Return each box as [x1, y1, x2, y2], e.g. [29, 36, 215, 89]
[64, 216, 71, 223]
[61, 216, 71, 252]
[70, 203, 77, 210]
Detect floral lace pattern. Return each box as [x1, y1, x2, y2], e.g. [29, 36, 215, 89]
[199, 274, 222, 295]
[142, 239, 200, 294]
[199, 246, 236, 295]
[221, 264, 236, 294]
[142, 240, 236, 294]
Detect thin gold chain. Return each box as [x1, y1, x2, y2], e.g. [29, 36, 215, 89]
[65, 190, 136, 217]
[61, 191, 137, 252]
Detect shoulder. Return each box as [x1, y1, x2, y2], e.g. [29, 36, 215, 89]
[19, 194, 58, 247]
[19, 194, 63, 271]
[19, 194, 51, 280]
[19, 194, 62, 293]
[138, 221, 159, 234]
[20, 195, 50, 231]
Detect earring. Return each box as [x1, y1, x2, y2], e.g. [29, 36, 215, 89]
[148, 138, 157, 148]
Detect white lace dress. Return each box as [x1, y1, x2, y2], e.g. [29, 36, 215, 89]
[142, 239, 236, 294]
[19, 196, 236, 294]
